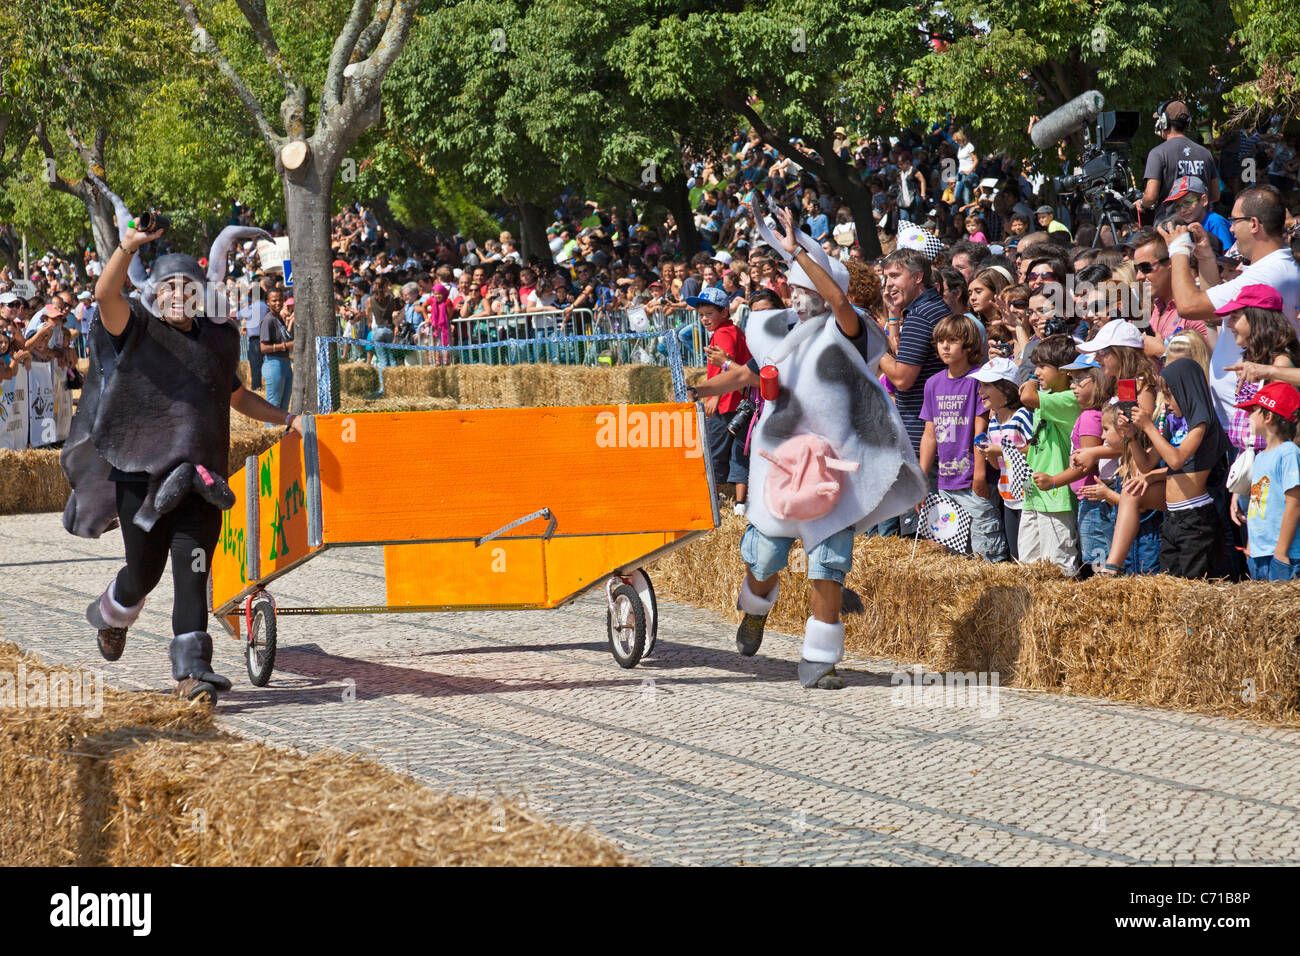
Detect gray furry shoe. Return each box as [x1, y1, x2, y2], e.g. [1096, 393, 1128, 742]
[798, 658, 845, 690]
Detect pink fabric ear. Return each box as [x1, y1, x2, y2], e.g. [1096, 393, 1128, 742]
[759, 434, 860, 521]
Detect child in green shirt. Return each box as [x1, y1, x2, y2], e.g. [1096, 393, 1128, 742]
[1017, 334, 1084, 574]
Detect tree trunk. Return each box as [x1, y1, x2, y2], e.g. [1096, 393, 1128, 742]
[0, 226, 19, 277]
[82, 188, 118, 261]
[662, 177, 700, 257]
[817, 155, 882, 259]
[282, 153, 338, 415]
[516, 196, 550, 265]
[367, 193, 407, 247]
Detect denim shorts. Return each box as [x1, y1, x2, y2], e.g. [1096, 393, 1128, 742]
[740, 523, 855, 584]
[1248, 555, 1300, 581]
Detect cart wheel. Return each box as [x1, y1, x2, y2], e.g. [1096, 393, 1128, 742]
[606, 582, 647, 668]
[625, 569, 658, 657]
[245, 597, 277, 687]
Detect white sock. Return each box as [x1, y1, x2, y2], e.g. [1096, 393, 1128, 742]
[736, 576, 779, 616]
[801, 616, 844, 664]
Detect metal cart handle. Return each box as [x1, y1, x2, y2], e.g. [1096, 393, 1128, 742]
[475, 507, 557, 547]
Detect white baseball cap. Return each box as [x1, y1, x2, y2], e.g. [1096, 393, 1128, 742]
[970, 356, 1019, 386]
[712, 250, 733, 266]
[1077, 319, 1145, 352]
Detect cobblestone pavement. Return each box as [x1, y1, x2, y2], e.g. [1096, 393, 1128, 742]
[2, 512, 1297, 866]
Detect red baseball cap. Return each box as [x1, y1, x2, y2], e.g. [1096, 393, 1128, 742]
[1236, 382, 1300, 421]
[1213, 283, 1284, 315]
[1163, 175, 1207, 203]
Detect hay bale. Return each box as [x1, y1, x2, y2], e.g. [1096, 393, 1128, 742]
[379, 366, 445, 398]
[339, 362, 379, 395]
[339, 395, 458, 413]
[0, 448, 69, 515]
[0, 639, 628, 866]
[229, 428, 282, 474]
[652, 523, 1300, 724]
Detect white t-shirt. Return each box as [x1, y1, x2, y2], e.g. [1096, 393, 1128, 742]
[1207, 247, 1300, 427]
[958, 143, 977, 175]
[526, 289, 559, 328]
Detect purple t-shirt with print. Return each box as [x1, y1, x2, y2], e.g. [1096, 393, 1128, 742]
[920, 369, 981, 491]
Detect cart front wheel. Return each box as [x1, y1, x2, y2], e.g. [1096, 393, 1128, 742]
[606, 582, 647, 668]
[246, 597, 277, 687]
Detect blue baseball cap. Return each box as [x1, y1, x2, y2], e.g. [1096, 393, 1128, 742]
[1061, 352, 1102, 372]
[685, 286, 729, 311]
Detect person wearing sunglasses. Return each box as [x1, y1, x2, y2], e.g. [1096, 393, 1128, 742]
[1163, 175, 1234, 254]
[1161, 184, 1300, 428]
[1022, 256, 1065, 294]
[1128, 229, 1209, 365]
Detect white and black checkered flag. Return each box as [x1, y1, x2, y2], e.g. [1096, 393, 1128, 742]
[1002, 443, 1032, 500]
[915, 492, 973, 555]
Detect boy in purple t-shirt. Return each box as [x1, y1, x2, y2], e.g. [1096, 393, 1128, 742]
[920, 315, 1009, 560]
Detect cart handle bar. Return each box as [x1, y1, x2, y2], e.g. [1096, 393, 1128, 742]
[475, 507, 556, 547]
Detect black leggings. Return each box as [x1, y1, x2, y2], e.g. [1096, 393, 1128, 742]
[113, 481, 222, 635]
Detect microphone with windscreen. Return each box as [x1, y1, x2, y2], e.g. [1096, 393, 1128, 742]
[1030, 91, 1106, 150]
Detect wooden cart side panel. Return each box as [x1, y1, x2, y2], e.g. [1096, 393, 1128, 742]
[316, 405, 713, 545]
[210, 435, 317, 611]
[384, 531, 682, 609]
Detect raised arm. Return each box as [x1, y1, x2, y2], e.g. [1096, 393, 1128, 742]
[95, 224, 164, 336]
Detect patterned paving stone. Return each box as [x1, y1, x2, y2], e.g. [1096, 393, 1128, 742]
[1, 511, 1297, 866]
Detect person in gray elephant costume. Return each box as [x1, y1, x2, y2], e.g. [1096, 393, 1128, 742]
[692, 199, 926, 689]
[62, 176, 304, 704]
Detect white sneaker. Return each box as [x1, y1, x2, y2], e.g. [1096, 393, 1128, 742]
[734, 502, 747, 517]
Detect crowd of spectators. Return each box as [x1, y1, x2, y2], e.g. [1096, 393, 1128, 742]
[5, 105, 1300, 579]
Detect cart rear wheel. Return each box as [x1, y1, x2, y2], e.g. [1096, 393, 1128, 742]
[606, 582, 647, 668]
[245, 597, 277, 687]
[625, 569, 658, 657]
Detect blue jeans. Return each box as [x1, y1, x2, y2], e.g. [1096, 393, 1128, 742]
[944, 487, 1009, 561]
[1077, 497, 1113, 568]
[262, 356, 292, 416]
[371, 326, 395, 370]
[1248, 555, 1300, 580]
[953, 171, 978, 208]
[741, 524, 855, 584]
[866, 515, 900, 538]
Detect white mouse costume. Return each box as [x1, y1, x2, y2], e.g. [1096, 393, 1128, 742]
[735, 204, 926, 685]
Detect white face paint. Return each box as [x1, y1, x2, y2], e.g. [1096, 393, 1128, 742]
[790, 286, 826, 324]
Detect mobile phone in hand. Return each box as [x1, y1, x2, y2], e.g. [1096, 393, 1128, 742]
[1117, 377, 1137, 414]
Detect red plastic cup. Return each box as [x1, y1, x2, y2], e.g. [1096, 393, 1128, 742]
[760, 365, 779, 401]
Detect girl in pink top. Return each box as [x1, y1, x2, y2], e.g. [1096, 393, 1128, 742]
[426, 283, 454, 365]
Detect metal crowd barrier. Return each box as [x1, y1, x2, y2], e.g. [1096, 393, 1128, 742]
[316, 307, 714, 370]
[315, 329, 690, 412]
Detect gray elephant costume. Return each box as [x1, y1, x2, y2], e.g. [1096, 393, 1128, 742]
[63, 174, 270, 702]
[732, 198, 926, 687]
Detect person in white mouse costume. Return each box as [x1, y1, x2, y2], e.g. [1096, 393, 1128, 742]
[691, 201, 926, 688]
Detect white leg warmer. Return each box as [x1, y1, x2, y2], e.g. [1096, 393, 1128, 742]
[801, 616, 844, 664]
[99, 584, 144, 628]
[737, 577, 779, 616]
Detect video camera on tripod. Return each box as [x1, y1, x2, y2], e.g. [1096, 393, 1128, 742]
[1031, 91, 1142, 244]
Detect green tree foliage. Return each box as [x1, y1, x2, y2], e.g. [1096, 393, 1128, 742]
[898, 1, 1236, 154]
[1226, 0, 1300, 123]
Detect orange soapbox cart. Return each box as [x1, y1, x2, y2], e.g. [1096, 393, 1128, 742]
[208, 404, 720, 686]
